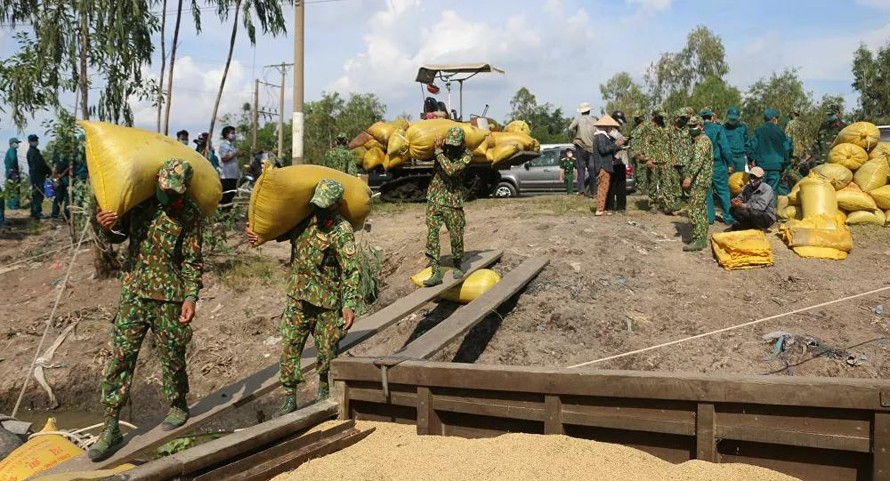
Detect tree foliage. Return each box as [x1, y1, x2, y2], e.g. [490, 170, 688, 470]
[645, 26, 729, 109]
[742, 68, 812, 131]
[687, 76, 741, 119]
[599, 72, 650, 118]
[852, 42, 890, 124]
[507, 87, 569, 144]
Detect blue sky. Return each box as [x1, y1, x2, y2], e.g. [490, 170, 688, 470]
[1, 0, 889, 170]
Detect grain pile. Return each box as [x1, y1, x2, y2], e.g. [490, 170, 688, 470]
[273, 421, 800, 481]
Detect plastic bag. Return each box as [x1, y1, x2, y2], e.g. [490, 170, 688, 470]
[828, 143, 869, 171]
[0, 419, 84, 481]
[792, 246, 848, 260]
[387, 128, 409, 157]
[410, 268, 501, 304]
[846, 209, 886, 225]
[869, 185, 890, 210]
[798, 173, 837, 219]
[836, 185, 877, 212]
[780, 225, 853, 251]
[811, 163, 853, 190]
[80, 121, 222, 217]
[830, 121, 881, 151]
[710, 230, 774, 270]
[729, 172, 749, 197]
[779, 205, 800, 221]
[853, 158, 889, 192]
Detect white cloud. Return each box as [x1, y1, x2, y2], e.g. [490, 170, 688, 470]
[856, 0, 890, 9]
[626, 0, 672, 12]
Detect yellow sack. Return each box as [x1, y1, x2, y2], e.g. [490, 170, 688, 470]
[351, 147, 366, 167]
[367, 119, 409, 146]
[491, 131, 537, 151]
[870, 185, 890, 209]
[787, 181, 801, 205]
[729, 172, 748, 197]
[384, 151, 407, 170]
[0, 419, 83, 481]
[471, 154, 491, 165]
[811, 163, 853, 190]
[830, 121, 881, 151]
[363, 147, 385, 171]
[504, 120, 531, 134]
[798, 173, 837, 218]
[248, 165, 371, 245]
[784, 213, 846, 231]
[779, 205, 800, 221]
[387, 128, 410, 157]
[404, 119, 489, 160]
[828, 143, 869, 170]
[362, 137, 383, 151]
[348, 132, 373, 149]
[780, 225, 852, 252]
[488, 143, 521, 166]
[869, 142, 890, 163]
[777, 195, 789, 213]
[411, 268, 501, 304]
[846, 209, 886, 225]
[710, 230, 774, 270]
[80, 121, 222, 217]
[836, 184, 877, 212]
[792, 246, 848, 260]
[853, 158, 890, 192]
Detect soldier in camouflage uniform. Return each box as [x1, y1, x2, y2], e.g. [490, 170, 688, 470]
[682, 116, 713, 252]
[784, 108, 811, 186]
[423, 127, 471, 287]
[628, 114, 649, 199]
[816, 106, 845, 163]
[322, 133, 358, 175]
[641, 108, 669, 210]
[664, 108, 694, 214]
[88, 159, 204, 462]
[246, 179, 360, 415]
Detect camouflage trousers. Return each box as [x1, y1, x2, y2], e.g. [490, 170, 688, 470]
[425, 202, 465, 266]
[633, 159, 651, 197]
[655, 164, 681, 209]
[687, 186, 709, 242]
[101, 290, 191, 417]
[280, 298, 345, 396]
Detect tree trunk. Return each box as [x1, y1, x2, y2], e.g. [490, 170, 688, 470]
[163, 0, 184, 136]
[157, 0, 167, 132]
[206, 0, 241, 154]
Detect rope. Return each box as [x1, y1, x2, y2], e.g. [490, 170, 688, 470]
[0, 245, 77, 271]
[11, 221, 91, 418]
[567, 285, 890, 369]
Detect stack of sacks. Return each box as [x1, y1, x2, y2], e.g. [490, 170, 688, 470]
[782, 122, 889, 226]
[348, 118, 410, 171]
[778, 173, 853, 260]
[710, 230, 774, 270]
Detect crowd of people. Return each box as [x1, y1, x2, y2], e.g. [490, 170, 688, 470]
[565, 102, 846, 251]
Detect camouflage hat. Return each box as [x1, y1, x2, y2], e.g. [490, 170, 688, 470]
[673, 108, 688, 119]
[157, 158, 193, 194]
[444, 127, 465, 146]
[310, 178, 344, 209]
[681, 106, 695, 117]
[688, 115, 704, 127]
[336, 132, 348, 140]
[651, 107, 666, 117]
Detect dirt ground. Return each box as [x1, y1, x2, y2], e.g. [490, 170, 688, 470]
[2, 194, 890, 430]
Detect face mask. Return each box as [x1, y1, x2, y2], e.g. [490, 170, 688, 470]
[726, 119, 737, 126]
[227, 134, 236, 141]
[179, 139, 188, 145]
[689, 128, 702, 137]
[156, 185, 180, 206]
[676, 117, 688, 128]
[827, 114, 838, 122]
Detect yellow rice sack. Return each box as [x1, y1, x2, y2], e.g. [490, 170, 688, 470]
[248, 165, 371, 246]
[777, 195, 789, 213]
[80, 121, 222, 217]
[729, 171, 748, 197]
[869, 185, 890, 210]
[387, 128, 409, 157]
[384, 152, 407, 170]
[488, 143, 521, 166]
[853, 158, 890, 192]
[504, 120, 531, 134]
[367, 119, 410, 146]
[787, 181, 801, 205]
[351, 147, 366, 167]
[780, 225, 852, 252]
[363, 146, 385, 171]
[491, 131, 537, 151]
[779, 205, 800, 221]
[792, 246, 848, 260]
[349, 132, 373, 149]
[836, 184, 877, 212]
[869, 142, 890, 163]
[811, 163, 853, 190]
[828, 143, 869, 170]
[846, 209, 886, 225]
[710, 230, 774, 270]
[411, 268, 501, 304]
[362, 137, 383, 151]
[0, 419, 84, 481]
[830, 121, 881, 151]
[405, 119, 489, 160]
[798, 173, 837, 219]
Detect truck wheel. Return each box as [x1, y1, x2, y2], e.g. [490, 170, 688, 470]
[494, 182, 517, 198]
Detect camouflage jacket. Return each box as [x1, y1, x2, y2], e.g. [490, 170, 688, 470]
[323, 146, 358, 175]
[688, 135, 714, 190]
[668, 126, 693, 169]
[628, 123, 647, 162]
[285, 214, 360, 310]
[642, 124, 670, 165]
[105, 197, 204, 303]
[784, 119, 811, 159]
[816, 120, 845, 160]
[427, 147, 471, 208]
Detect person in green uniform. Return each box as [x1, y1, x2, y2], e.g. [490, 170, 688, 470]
[628, 114, 649, 199]
[816, 106, 846, 163]
[88, 159, 204, 462]
[322, 133, 358, 175]
[559, 148, 576, 195]
[641, 108, 669, 210]
[246, 179, 360, 415]
[5, 137, 21, 210]
[723, 106, 749, 173]
[26, 134, 51, 220]
[701, 109, 735, 225]
[784, 108, 811, 185]
[664, 108, 693, 214]
[423, 127, 471, 287]
[682, 116, 713, 252]
[746, 109, 792, 199]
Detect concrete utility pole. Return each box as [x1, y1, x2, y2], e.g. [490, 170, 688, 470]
[279, 62, 286, 162]
[252, 78, 259, 153]
[293, 0, 305, 165]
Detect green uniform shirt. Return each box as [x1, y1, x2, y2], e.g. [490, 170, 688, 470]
[746, 123, 792, 171]
[643, 124, 670, 165]
[323, 146, 358, 175]
[688, 135, 714, 190]
[723, 122, 749, 158]
[4, 147, 19, 180]
[668, 126, 693, 168]
[703, 122, 733, 168]
[559, 156, 575, 174]
[286, 215, 361, 310]
[427, 146, 471, 208]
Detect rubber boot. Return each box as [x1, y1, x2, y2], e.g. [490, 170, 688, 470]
[275, 394, 298, 417]
[87, 417, 124, 462]
[317, 381, 330, 401]
[422, 264, 443, 287]
[451, 259, 464, 280]
[683, 238, 708, 252]
[160, 399, 189, 431]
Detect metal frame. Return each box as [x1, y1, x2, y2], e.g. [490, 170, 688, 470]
[415, 64, 505, 121]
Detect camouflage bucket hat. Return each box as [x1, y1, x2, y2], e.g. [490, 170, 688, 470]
[310, 178, 344, 209]
[444, 127, 465, 146]
[673, 108, 688, 119]
[651, 107, 666, 117]
[158, 158, 194, 194]
[681, 106, 695, 117]
[688, 115, 704, 127]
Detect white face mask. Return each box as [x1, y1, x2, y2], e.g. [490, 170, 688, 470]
[227, 134, 236, 141]
[179, 139, 188, 145]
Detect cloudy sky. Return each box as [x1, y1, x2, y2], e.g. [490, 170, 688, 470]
[1, 0, 890, 159]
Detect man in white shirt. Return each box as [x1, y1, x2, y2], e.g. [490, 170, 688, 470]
[217, 125, 240, 210]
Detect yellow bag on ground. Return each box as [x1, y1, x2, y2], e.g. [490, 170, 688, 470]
[729, 172, 748, 197]
[80, 121, 222, 217]
[710, 230, 774, 270]
[491, 131, 537, 151]
[404, 119, 489, 160]
[828, 143, 869, 170]
[830, 121, 881, 151]
[869, 142, 890, 163]
[780, 225, 853, 251]
[798, 173, 837, 218]
[837, 184, 877, 212]
[504, 120, 531, 134]
[363, 147, 385, 171]
[787, 181, 801, 205]
[488, 143, 521, 166]
[0, 419, 83, 481]
[846, 209, 886, 225]
[853, 158, 890, 192]
[248, 165, 371, 245]
[777, 195, 789, 213]
[870, 185, 890, 209]
[793, 246, 848, 260]
[784, 213, 846, 231]
[411, 268, 501, 304]
[812, 163, 853, 190]
[779, 205, 800, 221]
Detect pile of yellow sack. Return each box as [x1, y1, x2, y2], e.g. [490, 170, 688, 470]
[782, 121, 889, 227]
[349, 118, 539, 171]
[778, 173, 853, 260]
[710, 230, 774, 270]
[410, 268, 501, 304]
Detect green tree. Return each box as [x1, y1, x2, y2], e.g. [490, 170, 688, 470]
[645, 26, 730, 109]
[687, 76, 741, 120]
[742, 68, 813, 131]
[852, 42, 890, 123]
[303, 91, 386, 163]
[506, 87, 570, 144]
[599, 72, 650, 118]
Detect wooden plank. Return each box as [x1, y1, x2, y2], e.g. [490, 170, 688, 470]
[561, 410, 694, 436]
[331, 358, 890, 410]
[544, 395, 564, 435]
[416, 386, 442, 436]
[51, 250, 502, 472]
[696, 403, 716, 462]
[717, 424, 870, 453]
[875, 412, 890, 481]
[397, 257, 549, 360]
[433, 397, 545, 422]
[347, 387, 417, 407]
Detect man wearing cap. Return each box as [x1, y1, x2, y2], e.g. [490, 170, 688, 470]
[423, 127, 471, 287]
[681, 116, 713, 251]
[784, 108, 811, 184]
[323, 133, 358, 175]
[816, 106, 845, 162]
[26, 134, 51, 220]
[567, 102, 598, 196]
[88, 159, 204, 462]
[5, 137, 21, 210]
[701, 110, 735, 226]
[723, 106, 749, 174]
[730, 166, 776, 230]
[746, 109, 792, 198]
[246, 179, 360, 415]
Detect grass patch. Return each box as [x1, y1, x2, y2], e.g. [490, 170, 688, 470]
[212, 255, 283, 292]
[370, 198, 423, 215]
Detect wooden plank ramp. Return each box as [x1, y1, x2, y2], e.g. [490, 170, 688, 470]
[48, 249, 503, 473]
